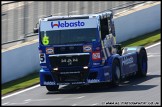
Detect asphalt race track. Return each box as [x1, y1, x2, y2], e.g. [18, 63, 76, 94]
[1, 42, 161, 106]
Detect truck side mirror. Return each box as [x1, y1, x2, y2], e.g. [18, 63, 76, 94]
[33, 28, 38, 33]
[33, 23, 39, 33]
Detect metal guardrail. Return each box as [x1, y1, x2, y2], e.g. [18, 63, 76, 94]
[1, 1, 21, 5]
[1, 33, 38, 45]
[1, 1, 149, 46]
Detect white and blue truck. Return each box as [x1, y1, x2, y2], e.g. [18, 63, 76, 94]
[34, 10, 148, 92]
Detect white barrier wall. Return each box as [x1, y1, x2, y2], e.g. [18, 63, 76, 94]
[1, 3, 160, 84]
[114, 3, 160, 43]
[2, 42, 40, 84]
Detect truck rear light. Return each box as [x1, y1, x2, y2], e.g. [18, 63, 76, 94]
[92, 51, 101, 61]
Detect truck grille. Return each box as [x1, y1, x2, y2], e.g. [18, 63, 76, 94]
[54, 46, 83, 54]
[49, 53, 90, 68]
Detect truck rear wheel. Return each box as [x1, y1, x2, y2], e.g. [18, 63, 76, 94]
[111, 59, 121, 86]
[137, 48, 147, 77]
[46, 85, 59, 91]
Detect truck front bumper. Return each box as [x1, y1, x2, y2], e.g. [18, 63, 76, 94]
[39, 65, 111, 86]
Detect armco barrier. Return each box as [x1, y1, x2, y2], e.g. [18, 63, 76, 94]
[114, 3, 160, 43]
[1, 3, 160, 84]
[2, 42, 40, 84]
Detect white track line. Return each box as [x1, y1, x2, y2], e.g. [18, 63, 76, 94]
[77, 96, 85, 99]
[145, 42, 160, 49]
[92, 103, 98, 105]
[1, 42, 161, 100]
[2, 84, 40, 100]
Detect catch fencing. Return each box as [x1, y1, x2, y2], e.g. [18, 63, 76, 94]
[2, 1, 148, 48]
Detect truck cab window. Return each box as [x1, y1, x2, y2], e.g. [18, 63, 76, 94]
[100, 18, 109, 40]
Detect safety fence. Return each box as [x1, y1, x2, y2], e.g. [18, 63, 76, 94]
[2, 1, 149, 47]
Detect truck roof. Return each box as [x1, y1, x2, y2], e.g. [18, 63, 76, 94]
[40, 11, 112, 21]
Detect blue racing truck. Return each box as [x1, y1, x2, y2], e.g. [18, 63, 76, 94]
[33, 11, 147, 92]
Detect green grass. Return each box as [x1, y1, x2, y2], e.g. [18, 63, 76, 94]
[1, 30, 161, 96]
[120, 30, 161, 47]
[2, 72, 39, 96]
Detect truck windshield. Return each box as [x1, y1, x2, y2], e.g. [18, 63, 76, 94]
[40, 28, 98, 45]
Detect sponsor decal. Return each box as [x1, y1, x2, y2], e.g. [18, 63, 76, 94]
[71, 82, 85, 84]
[83, 45, 92, 52]
[122, 56, 134, 65]
[44, 81, 55, 85]
[104, 72, 109, 76]
[51, 21, 85, 28]
[92, 51, 101, 61]
[57, 83, 70, 85]
[41, 66, 47, 68]
[60, 71, 80, 74]
[93, 63, 100, 65]
[87, 79, 100, 83]
[40, 19, 98, 31]
[56, 82, 86, 85]
[46, 47, 54, 54]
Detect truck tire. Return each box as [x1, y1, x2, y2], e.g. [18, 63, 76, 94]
[137, 48, 148, 77]
[111, 59, 121, 86]
[46, 85, 59, 91]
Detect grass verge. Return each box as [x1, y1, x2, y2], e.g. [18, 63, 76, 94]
[2, 72, 39, 96]
[120, 30, 161, 47]
[1, 30, 161, 96]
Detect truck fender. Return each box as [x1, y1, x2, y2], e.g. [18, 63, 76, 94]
[122, 46, 145, 55]
[122, 46, 148, 77]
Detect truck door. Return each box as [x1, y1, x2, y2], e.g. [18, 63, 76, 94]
[99, 15, 109, 61]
